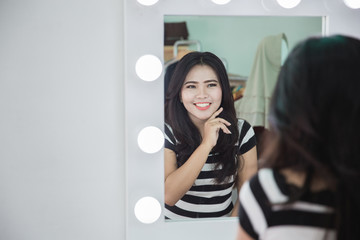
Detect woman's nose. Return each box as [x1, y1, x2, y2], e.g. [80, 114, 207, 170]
[196, 86, 208, 98]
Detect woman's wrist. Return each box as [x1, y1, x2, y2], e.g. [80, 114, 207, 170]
[199, 141, 214, 153]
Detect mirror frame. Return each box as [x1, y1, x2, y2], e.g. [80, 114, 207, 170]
[124, 0, 360, 239]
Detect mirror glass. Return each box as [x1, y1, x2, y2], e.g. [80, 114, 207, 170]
[163, 15, 322, 221]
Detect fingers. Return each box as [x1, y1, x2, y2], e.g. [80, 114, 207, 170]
[208, 117, 232, 134]
[219, 125, 232, 134]
[209, 107, 224, 120]
[217, 118, 231, 127]
[219, 121, 232, 134]
[202, 110, 232, 147]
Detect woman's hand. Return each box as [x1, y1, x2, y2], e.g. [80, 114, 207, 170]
[201, 107, 232, 148]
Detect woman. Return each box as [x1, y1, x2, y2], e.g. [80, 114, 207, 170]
[164, 51, 257, 219]
[237, 35, 360, 239]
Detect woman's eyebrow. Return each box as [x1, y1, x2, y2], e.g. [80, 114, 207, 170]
[204, 79, 219, 83]
[183, 80, 198, 85]
[183, 79, 219, 85]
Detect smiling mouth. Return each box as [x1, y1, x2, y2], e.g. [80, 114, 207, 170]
[194, 102, 211, 110]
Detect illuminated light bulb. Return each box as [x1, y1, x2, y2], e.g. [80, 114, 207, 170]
[276, 0, 301, 8]
[134, 196, 162, 224]
[344, 0, 360, 9]
[136, 0, 159, 6]
[135, 55, 162, 81]
[137, 126, 164, 154]
[211, 0, 231, 5]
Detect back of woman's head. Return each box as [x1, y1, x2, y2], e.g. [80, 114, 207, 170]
[268, 35, 360, 239]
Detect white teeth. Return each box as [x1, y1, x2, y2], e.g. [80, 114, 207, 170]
[195, 103, 210, 107]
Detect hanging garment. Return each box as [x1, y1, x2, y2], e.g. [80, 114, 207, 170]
[235, 33, 288, 129]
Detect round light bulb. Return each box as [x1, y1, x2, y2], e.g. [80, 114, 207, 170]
[135, 55, 162, 81]
[211, 0, 231, 5]
[276, 0, 301, 8]
[344, 0, 360, 9]
[134, 196, 162, 224]
[137, 126, 164, 154]
[136, 0, 159, 6]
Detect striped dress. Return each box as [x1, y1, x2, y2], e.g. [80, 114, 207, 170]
[239, 168, 336, 240]
[164, 119, 256, 220]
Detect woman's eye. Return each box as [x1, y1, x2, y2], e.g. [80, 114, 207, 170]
[208, 83, 217, 87]
[186, 85, 196, 89]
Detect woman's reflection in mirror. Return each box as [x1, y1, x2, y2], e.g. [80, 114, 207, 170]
[237, 35, 360, 240]
[164, 52, 258, 220]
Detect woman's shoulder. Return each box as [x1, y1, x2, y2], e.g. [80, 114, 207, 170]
[249, 168, 277, 183]
[164, 122, 172, 131]
[246, 168, 290, 204]
[236, 118, 255, 135]
[164, 123, 177, 146]
[252, 168, 286, 190]
[236, 118, 257, 152]
[237, 118, 253, 130]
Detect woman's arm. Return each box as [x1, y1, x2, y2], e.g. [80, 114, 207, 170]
[231, 146, 257, 216]
[164, 143, 212, 206]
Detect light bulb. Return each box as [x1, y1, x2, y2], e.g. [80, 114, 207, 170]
[276, 0, 301, 8]
[137, 126, 164, 154]
[344, 0, 360, 9]
[137, 0, 159, 6]
[134, 196, 161, 224]
[211, 0, 231, 5]
[135, 55, 162, 82]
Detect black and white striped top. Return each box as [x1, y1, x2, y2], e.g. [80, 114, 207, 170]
[239, 168, 336, 240]
[164, 119, 256, 220]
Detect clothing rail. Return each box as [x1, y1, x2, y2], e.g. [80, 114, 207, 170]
[173, 40, 201, 57]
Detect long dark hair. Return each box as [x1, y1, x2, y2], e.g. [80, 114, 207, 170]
[165, 51, 240, 183]
[263, 35, 360, 239]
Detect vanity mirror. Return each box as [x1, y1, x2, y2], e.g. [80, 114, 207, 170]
[124, 0, 360, 239]
[162, 14, 322, 221]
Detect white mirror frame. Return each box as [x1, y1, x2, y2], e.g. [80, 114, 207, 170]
[124, 0, 360, 239]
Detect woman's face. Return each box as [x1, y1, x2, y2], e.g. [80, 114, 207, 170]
[180, 64, 222, 124]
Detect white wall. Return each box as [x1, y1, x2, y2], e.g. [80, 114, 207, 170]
[0, 0, 125, 239]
